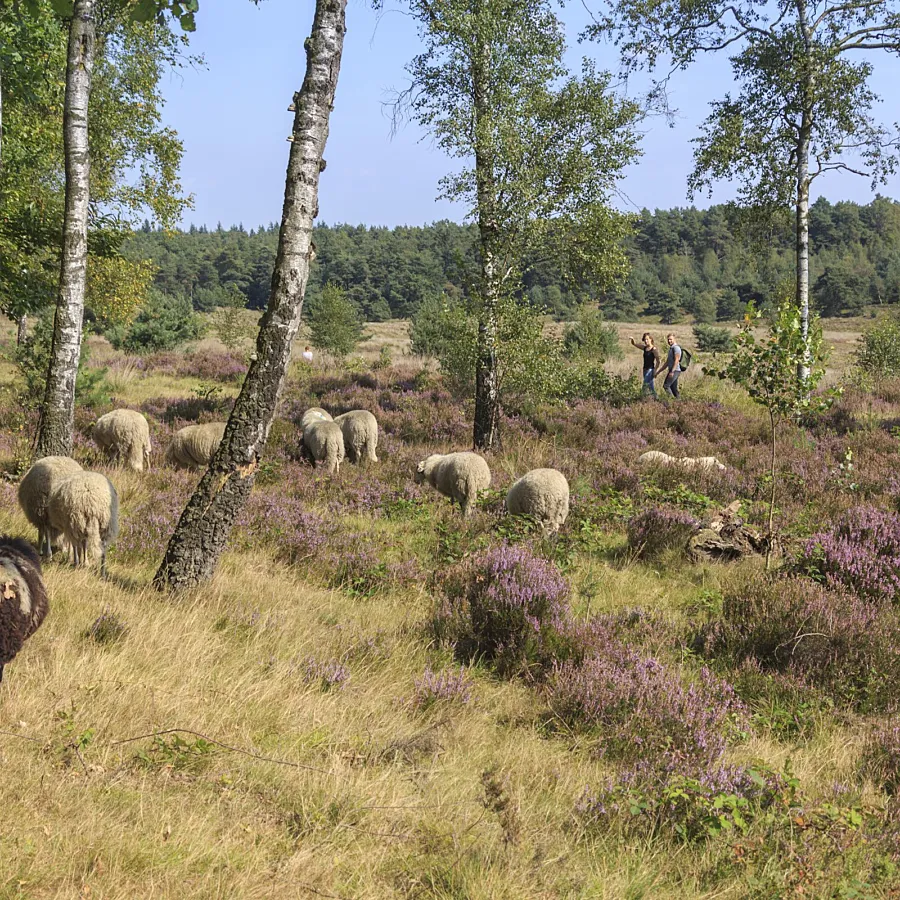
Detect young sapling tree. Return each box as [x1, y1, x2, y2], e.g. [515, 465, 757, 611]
[709, 298, 832, 568]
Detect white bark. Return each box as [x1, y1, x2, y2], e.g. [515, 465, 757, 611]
[36, 0, 95, 458]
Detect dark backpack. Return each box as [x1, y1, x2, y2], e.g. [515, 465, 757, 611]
[680, 347, 692, 370]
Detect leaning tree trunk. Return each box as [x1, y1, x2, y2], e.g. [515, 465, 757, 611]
[154, 0, 347, 591]
[35, 0, 95, 459]
[16, 314, 28, 346]
[471, 33, 501, 451]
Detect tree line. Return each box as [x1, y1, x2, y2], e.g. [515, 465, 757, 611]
[124, 194, 900, 323]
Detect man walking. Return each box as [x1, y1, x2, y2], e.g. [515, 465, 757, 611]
[656, 333, 682, 399]
[630, 332, 660, 398]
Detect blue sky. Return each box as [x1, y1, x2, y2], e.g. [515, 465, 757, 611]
[160, 0, 900, 229]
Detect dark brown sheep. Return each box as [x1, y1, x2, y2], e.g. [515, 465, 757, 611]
[0, 537, 49, 682]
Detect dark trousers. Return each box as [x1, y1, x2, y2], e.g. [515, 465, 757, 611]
[663, 370, 681, 399]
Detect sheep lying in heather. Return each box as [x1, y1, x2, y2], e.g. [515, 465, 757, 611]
[334, 409, 378, 465]
[165, 422, 227, 469]
[18, 456, 84, 557]
[0, 536, 49, 683]
[637, 450, 727, 472]
[505, 468, 570, 533]
[302, 419, 345, 475]
[300, 407, 332, 430]
[415, 452, 491, 517]
[93, 409, 152, 472]
[48, 471, 119, 574]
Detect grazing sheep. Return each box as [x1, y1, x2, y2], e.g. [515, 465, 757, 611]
[18, 456, 84, 557]
[302, 419, 345, 474]
[679, 455, 727, 472]
[93, 409, 152, 472]
[414, 452, 491, 517]
[333, 409, 378, 465]
[165, 422, 227, 470]
[47, 471, 119, 575]
[637, 451, 727, 472]
[505, 468, 570, 533]
[300, 407, 333, 430]
[0, 536, 49, 683]
[637, 450, 677, 467]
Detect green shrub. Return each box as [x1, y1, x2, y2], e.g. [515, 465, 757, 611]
[109, 289, 203, 353]
[563, 304, 622, 362]
[854, 317, 900, 384]
[306, 282, 365, 361]
[15, 314, 110, 410]
[693, 323, 733, 353]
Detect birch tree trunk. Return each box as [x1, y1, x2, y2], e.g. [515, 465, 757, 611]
[796, 122, 811, 383]
[796, 0, 813, 383]
[471, 31, 502, 451]
[35, 0, 95, 459]
[16, 314, 28, 346]
[154, 0, 347, 592]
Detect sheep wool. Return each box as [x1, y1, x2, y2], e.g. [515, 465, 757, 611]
[94, 409, 152, 472]
[300, 407, 333, 431]
[637, 450, 727, 472]
[333, 409, 378, 465]
[48, 472, 119, 574]
[18, 456, 84, 557]
[0, 536, 49, 682]
[505, 468, 570, 534]
[302, 419, 345, 475]
[414, 452, 491, 517]
[165, 422, 227, 470]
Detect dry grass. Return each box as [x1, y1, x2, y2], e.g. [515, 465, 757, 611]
[0, 312, 889, 897]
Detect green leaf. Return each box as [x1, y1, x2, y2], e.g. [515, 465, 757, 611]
[131, 0, 158, 22]
[179, 11, 197, 31]
[49, 0, 75, 15]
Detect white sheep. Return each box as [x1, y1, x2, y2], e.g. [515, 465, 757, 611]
[48, 471, 119, 574]
[636, 451, 727, 472]
[165, 422, 227, 469]
[18, 456, 84, 557]
[333, 409, 378, 465]
[505, 468, 570, 533]
[414, 452, 491, 517]
[300, 407, 333, 430]
[679, 455, 727, 472]
[0, 536, 50, 683]
[636, 450, 677, 467]
[302, 419, 345, 474]
[93, 409, 152, 472]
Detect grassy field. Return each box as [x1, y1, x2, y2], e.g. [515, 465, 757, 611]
[0, 317, 899, 898]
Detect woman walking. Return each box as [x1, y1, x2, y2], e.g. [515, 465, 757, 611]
[630, 333, 661, 398]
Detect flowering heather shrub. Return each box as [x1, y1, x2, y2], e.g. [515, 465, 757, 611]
[84, 611, 128, 645]
[434, 545, 572, 677]
[700, 576, 900, 711]
[626, 507, 700, 559]
[861, 719, 900, 795]
[323, 539, 422, 598]
[233, 492, 330, 564]
[297, 657, 349, 692]
[113, 475, 194, 562]
[411, 666, 474, 709]
[142, 349, 248, 383]
[798, 506, 900, 604]
[548, 651, 746, 767]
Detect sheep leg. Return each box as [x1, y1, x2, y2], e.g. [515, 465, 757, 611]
[100, 550, 107, 579]
[0, 664, 4, 683]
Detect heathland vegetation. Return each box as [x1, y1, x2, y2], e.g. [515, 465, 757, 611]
[4, 0, 900, 895]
